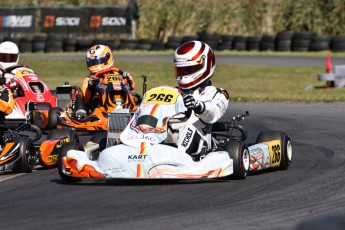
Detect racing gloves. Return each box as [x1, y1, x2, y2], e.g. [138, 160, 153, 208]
[88, 75, 99, 87]
[123, 72, 135, 90]
[182, 94, 205, 114]
[123, 72, 133, 81]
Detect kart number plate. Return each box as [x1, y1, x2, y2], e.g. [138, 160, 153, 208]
[143, 87, 179, 105]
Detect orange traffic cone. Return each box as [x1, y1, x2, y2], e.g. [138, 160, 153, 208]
[325, 48, 333, 88]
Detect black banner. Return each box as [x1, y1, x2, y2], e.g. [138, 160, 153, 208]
[0, 7, 36, 33]
[41, 6, 132, 34]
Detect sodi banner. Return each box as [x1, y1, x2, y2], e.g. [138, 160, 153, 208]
[41, 6, 132, 34]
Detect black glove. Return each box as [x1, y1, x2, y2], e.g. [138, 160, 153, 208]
[183, 94, 196, 109]
[183, 94, 205, 114]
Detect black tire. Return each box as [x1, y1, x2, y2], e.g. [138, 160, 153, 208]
[19, 37, 33, 53]
[256, 131, 292, 170]
[224, 140, 250, 179]
[90, 132, 107, 152]
[45, 40, 63, 52]
[11, 137, 36, 173]
[131, 91, 142, 105]
[167, 36, 182, 43]
[35, 102, 52, 110]
[63, 37, 77, 52]
[119, 39, 138, 50]
[58, 142, 84, 183]
[32, 35, 46, 52]
[32, 102, 52, 129]
[47, 128, 79, 142]
[28, 124, 42, 142]
[48, 107, 64, 129]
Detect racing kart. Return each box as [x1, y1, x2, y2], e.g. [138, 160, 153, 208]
[37, 74, 144, 168]
[45, 70, 141, 132]
[0, 102, 42, 173]
[57, 86, 292, 182]
[2, 64, 56, 128]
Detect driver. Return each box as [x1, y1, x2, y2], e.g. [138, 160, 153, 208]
[0, 74, 14, 124]
[170, 41, 229, 157]
[0, 41, 35, 87]
[80, 44, 136, 114]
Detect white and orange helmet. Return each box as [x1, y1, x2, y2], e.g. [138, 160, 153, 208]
[174, 41, 215, 90]
[86, 44, 114, 74]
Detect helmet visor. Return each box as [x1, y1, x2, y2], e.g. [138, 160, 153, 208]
[0, 53, 18, 63]
[86, 53, 110, 67]
[174, 63, 204, 77]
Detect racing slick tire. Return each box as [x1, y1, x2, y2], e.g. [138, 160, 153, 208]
[131, 91, 142, 105]
[47, 128, 79, 143]
[48, 107, 64, 129]
[58, 142, 84, 183]
[224, 140, 250, 179]
[28, 124, 42, 142]
[90, 132, 107, 152]
[11, 137, 36, 173]
[256, 131, 292, 170]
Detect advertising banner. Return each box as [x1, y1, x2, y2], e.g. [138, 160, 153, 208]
[41, 6, 131, 34]
[0, 7, 36, 33]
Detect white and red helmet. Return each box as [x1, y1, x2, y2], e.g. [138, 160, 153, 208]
[0, 41, 20, 69]
[174, 41, 215, 90]
[86, 44, 114, 74]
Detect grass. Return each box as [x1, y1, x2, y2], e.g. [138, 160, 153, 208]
[21, 51, 345, 103]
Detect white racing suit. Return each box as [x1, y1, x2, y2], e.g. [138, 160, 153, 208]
[169, 85, 229, 155]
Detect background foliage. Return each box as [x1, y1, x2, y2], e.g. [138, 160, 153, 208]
[2, 0, 345, 41]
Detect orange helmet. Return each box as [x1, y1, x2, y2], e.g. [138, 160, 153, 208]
[174, 41, 215, 90]
[86, 44, 114, 74]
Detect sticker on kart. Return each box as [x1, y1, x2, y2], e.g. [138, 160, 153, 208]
[143, 87, 180, 105]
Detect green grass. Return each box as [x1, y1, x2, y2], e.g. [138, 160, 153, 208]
[21, 52, 345, 103]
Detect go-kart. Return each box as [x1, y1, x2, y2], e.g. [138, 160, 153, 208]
[0, 102, 42, 173]
[46, 69, 141, 132]
[37, 74, 144, 168]
[2, 64, 56, 128]
[57, 86, 292, 182]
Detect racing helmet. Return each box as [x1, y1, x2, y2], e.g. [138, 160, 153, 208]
[86, 44, 114, 74]
[0, 41, 20, 69]
[173, 41, 215, 90]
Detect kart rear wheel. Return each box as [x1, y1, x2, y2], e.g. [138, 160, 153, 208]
[47, 128, 79, 142]
[48, 107, 63, 129]
[256, 131, 292, 170]
[224, 140, 250, 179]
[11, 137, 36, 173]
[58, 142, 84, 183]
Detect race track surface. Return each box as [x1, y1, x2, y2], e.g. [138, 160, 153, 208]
[1, 102, 345, 230]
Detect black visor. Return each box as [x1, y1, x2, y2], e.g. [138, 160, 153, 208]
[86, 53, 110, 67]
[0, 53, 18, 63]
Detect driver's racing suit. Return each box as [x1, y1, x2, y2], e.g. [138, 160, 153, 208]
[169, 85, 229, 156]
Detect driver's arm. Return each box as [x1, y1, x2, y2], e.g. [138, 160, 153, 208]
[198, 88, 229, 124]
[0, 87, 14, 115]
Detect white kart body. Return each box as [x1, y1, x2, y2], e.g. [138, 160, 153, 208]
[63, 86, 234, 179]
[67, 144, 233, 179]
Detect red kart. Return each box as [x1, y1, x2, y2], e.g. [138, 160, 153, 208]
[2, 64, 56, 128]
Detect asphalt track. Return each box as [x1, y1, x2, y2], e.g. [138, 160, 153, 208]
[1, 55, 345, 230]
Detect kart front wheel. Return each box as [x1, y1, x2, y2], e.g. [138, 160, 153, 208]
[48, 107, 63, 129]
[256, 131, 292, 170]
[58, 142, 84, 183]
[11, 137, 36, 173]
[224, 140, 250, 179]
